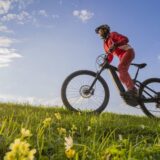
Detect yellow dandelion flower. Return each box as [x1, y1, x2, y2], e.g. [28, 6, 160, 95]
[28, 149, 37, 160]
[10, 139, 30, 153]
[43, 117, 52, 127]
[64, 135, 73, 151]
[65, 149, 75, 159]
[21, 128, 32, 138]
[87, 126, 91, 131]
[54, 112, 61, 120]
[4, 152, 15, 160]
[9, 138, 21, 151]
[57, 127, 66, 135]
[19, 141, 30, 153]
[71, 124, 77, 131]
[4, 138, 36, 160]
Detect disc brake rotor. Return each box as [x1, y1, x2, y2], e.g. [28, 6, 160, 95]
[79, 85, 94, 98]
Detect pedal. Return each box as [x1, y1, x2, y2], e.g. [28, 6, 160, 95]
[120, 93, 139, 107]
[125, 98, 138, 107]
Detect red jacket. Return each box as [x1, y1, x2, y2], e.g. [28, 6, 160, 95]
[104, 32, 132, 63]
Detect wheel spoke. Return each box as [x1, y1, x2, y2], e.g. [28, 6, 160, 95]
[61, 70, 109, 113]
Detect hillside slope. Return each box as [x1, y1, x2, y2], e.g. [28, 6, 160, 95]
[0, 103, 160, 160]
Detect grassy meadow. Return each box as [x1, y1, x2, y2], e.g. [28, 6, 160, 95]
[0, 103, 160, 160]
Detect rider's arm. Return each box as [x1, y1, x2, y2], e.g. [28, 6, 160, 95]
[106, 53, 113, 63]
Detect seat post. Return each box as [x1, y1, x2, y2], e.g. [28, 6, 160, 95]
[133, 68, 139, 81]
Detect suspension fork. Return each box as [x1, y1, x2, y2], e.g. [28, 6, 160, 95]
[88, 66, 104, 91]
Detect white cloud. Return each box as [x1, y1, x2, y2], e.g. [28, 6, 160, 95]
[0, 37, 14, 47]
[0, 25, 13, 33]
[38, 10, 48, 17]
[0, 1, 31, 68]
[2, 10, 55, 26]
[52, 14, 59, 19]
[0, 94, 63, 106]
[0, 36, 22, 67]
[11, 0, 34, 10]
[0, 47, 22, 67]
[0, 0, 11, 15]
[1, 1, 56, 26]
[73, 9, 94, 22]
[0, 0, 34, 15]
[0, 48, 21, 57]
[2, 11, 32, 24]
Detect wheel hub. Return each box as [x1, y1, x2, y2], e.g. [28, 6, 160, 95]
[79, 85, 94, 98]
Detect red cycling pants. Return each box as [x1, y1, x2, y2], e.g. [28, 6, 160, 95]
[118, 49, 135, 90]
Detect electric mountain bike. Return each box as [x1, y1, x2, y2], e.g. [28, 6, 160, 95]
[61, 54, 160, 118]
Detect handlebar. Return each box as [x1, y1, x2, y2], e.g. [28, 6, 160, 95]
[96, 54, 118, 71]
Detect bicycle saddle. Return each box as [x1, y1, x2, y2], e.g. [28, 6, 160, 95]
[131, 63, 147, 69]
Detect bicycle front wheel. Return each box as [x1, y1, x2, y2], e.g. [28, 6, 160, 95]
[61, 70, 110, 113]
[139, 78, 160, 118]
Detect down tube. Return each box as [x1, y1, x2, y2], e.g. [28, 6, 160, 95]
[108, 68, 125, 93]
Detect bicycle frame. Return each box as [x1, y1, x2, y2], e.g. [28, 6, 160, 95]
[88, 59, 159, 104]
[89, 61, 126, 93]
[61, 51, 160, 118]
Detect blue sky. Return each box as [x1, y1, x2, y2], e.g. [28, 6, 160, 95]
[0, 0, 160, 115]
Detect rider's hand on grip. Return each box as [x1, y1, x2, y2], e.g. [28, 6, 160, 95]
[106, 53, 113, 64]
[99, 54, 111, 67]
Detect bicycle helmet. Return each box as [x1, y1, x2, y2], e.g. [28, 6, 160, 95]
[95, 24, 110, 39]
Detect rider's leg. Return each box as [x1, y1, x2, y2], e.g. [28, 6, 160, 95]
[118, 49, 136, 94]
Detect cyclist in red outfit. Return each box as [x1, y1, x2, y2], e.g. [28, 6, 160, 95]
[95, 24, 137, 96]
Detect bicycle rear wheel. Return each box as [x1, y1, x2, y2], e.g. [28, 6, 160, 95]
[139, 78, 160, 118]
[61, 70, 110, 113]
